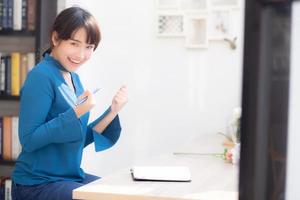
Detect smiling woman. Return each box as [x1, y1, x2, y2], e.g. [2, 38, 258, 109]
[45, 6, 100, 73]
[10, 6, 128, 200]
[51, 28, 96, 72]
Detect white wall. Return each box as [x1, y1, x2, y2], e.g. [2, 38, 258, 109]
[286, 2, 300, 199]
[63, 0, 244, 176]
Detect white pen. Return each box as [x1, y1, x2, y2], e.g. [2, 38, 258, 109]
[75, 88, 101, 106]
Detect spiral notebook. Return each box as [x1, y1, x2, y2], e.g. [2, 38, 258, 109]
[130, 166, 191, 182]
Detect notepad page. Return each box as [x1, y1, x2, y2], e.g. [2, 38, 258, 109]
[131, 166, 191, 181]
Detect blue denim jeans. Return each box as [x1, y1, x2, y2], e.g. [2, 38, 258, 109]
[12, 173, 100, 200]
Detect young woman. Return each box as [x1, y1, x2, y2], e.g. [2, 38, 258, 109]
[11, 6, 128, 200]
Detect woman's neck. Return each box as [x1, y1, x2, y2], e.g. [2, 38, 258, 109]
[49, 50, 58, 61]
[50, 50, 70, 73]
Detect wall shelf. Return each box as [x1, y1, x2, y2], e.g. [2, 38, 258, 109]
[0, 95, 20, 101]
[0, 100, 20, 116]
[0, 36, 36, 52]
[0, 160, 16, 166]
[0, 30, 35, 37]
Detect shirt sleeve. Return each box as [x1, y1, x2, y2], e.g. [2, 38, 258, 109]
[84, 107, 121, 152]
[19, 69, 83, 153]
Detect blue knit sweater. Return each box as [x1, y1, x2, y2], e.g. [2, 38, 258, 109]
[12, 54, 121, 185]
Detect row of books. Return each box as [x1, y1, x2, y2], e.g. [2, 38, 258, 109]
[0, 0, 36, 31]
[0, 52, 35, 96]
[0, 116, 21, 161]
[0, 177, 12, 200]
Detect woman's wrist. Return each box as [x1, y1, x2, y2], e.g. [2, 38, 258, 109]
[92, 109, 118, 133]
[109, 108, 119, 116]
[106, 108, 119, 120]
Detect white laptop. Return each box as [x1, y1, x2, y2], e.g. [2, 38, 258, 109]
[130, 166, 191, 182]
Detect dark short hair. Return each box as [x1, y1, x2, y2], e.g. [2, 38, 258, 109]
[50, 7, 101, 51]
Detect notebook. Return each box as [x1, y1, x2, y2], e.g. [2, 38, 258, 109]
[130, 166, 191, 182]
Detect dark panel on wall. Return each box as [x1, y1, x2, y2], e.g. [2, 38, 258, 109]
[239, 1, 291, 200]
[35, 0, 57, 61]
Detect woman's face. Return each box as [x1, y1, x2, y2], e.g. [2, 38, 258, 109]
[51, 27, 95, 72]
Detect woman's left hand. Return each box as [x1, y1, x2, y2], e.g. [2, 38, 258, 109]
[111, 85, 128, 114]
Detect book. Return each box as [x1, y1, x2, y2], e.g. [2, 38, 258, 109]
[130, 166, 191, 182]
[5, 56, 11, 95]
[11, 52, 20, 96]
[0, 117, 2, 159]
[0, 0, 3, 30]
[21, 0, 27, 30]
[19, 53, 28, 87]
[0, 177, 9, 200]
[0, 54, 5, 94]
[7, 0, 13, 29]
[12, 117, 21, 160]
[2, 117, 12, 160]
[13, 0, 22, 30]
[27, 0, 35, 31]
[4, 179, 11, 200]
[2, 0, 8, 29]
[27, 52, 35, 72]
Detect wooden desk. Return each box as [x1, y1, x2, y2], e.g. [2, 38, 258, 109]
[73, 154, 238, 200]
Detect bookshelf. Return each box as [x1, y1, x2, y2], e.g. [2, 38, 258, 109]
[0, 0, 58, 179]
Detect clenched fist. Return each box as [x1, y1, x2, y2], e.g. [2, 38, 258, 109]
[111, 85, 128, 114]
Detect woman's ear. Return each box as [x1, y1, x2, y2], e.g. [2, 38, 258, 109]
[51, 31, 59, 47]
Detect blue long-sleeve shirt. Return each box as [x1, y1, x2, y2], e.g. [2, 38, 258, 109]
[12, 54, 121, 185]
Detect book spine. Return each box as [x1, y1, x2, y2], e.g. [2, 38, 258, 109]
[27, 0, 35, 31]
[0, 54, 5, 94]
[19, 53, 28, 87]
[4, 179, 11, 200]
[7, 0, 13, 29]
[0, 117, 3, 160]
[4, 56, 11, 95]
[11, 52, 20, 96]
[21, 0, 27, 30]
[2, 117, 12, 161]
[0, 0, 3, 30]
[11, 117, 20, 160]
[0, 176, 7, 199]
[13, 0, 22, 30]
[0, 53, 5, 94]
[2, 0, 8, 29]
[26, 52, 35, 72]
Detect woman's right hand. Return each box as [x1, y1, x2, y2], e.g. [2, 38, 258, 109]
[73, 90, 96, 118]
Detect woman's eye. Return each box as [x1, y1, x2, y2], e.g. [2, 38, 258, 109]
[87, 45, 94, 49]
[71, 42, 79, 47]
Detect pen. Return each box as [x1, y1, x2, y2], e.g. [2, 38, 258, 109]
[75, 88, 101, 106]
